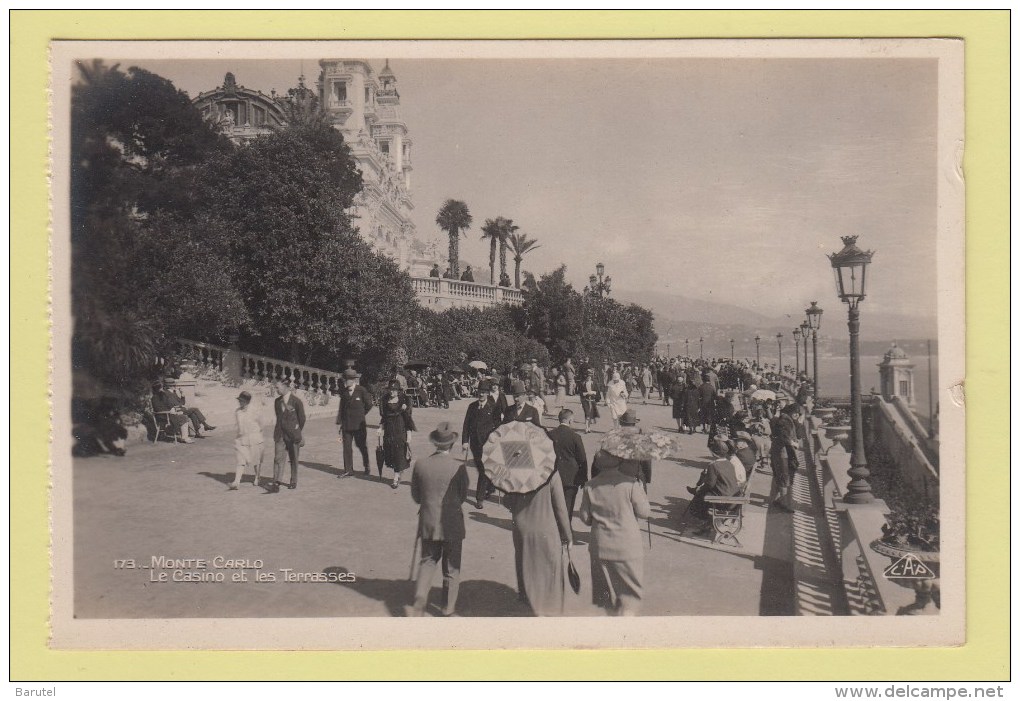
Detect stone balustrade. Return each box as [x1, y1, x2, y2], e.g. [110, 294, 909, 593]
[804, 412, 930, 615]
[177, 339, 343, 395]
[237, 351, 344, 395]
[411, 277, 524, 309]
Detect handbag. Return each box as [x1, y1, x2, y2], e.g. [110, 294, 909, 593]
[564, 544, 581, 595]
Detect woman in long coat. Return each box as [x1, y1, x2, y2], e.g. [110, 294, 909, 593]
[503, 471, 574, 616]
[579, 369, 601, 433]
[378, 380, 416, 489]
[605, 371, 629, 428]
[680, 380, 701, 435]
[554, 368, 568, 408]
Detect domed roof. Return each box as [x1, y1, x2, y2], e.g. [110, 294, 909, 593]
[883, 343, 909, 361]
[379, 59, 395, 78]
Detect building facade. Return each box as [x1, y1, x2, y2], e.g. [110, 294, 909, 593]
[193, 61, 518, 309]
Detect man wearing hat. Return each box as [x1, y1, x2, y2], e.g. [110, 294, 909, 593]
[407, 422, 470, 617]
[230, 390, 264, 490]
[336, 368, 374, 478]
[272, 379, 305, 492]
[501, 380, 542, 427]
[150, 381, 195, 443]
[461, 378, 504, 509]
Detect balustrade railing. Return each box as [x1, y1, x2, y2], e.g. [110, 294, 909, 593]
[176, 339, 343, 395]
[177, 339, 225, 373]
[410, 277, 523, 306]
[237, 351, 343, 395]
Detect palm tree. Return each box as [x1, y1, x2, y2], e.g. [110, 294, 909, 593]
[507, 232, 541, 289]
[497, 217, 519, 283]
[435, 199, 472, 277]
[480, 218, 501, 284]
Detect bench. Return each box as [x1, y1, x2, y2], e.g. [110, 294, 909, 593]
[702, 460, 759, 548]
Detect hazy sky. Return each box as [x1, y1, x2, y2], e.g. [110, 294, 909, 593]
[126, 56, 938, 319]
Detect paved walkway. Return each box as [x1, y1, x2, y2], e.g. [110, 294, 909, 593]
[73, 392, 798, 618]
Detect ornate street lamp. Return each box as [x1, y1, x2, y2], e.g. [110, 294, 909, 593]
[588, 262, 612, 298]
[730, 338, 735, 361]
[806, 302, 823, 399]
[800, 320, 811, 378]
[792, 327, 802, 378]
[754, 334, 761, 367]
[699, 337, 704, 360]
[685, 338, 690, 357]
[776, 333, 783, 373]
[829, 235, 875, 504]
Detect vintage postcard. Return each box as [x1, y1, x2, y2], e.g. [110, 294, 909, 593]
[49, 38, 965, 650]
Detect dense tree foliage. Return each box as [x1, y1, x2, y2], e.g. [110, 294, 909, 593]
[70, 62, 234, 394]
[70, 63, 658, 409]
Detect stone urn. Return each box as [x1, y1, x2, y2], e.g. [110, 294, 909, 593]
[813, 406, 837, 421]
[822, 424, 851, 451]
[870, 540, 940, 615]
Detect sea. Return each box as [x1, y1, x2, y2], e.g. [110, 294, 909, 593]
[769, 353, 940, 419]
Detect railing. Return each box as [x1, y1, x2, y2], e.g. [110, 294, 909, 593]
[176, 339, 343, 395]
[177, 339, 225, 373]
[411, 277, 524, 307]
[806, 412, 930, 615]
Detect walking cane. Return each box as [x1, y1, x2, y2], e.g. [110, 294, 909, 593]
[408, 531, 421, 581]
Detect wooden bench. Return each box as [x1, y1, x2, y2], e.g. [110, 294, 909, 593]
[702, 460, 759, 548]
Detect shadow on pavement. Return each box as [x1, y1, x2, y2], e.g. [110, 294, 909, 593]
[301, 461, 346, 478]
[756, 482, 796, 616]
[468, 511, 513, 532]
[197, 470, 235, 486]
[323, 566, 530, 617]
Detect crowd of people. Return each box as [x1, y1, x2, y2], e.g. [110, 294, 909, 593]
[131, 352, 812, 617]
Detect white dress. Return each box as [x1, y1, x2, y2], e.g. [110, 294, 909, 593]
[606, 380, 629, 420]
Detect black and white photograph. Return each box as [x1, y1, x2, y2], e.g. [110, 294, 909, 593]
[50, 39, 965, 649]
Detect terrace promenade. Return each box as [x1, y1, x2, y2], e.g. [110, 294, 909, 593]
[73, 393, 807, 619]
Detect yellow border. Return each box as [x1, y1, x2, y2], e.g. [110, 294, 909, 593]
[12, 10, 1008, 680]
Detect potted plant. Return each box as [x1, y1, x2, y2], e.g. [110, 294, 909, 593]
[821, 406, 851, 448]
[870, 503, 940, 615]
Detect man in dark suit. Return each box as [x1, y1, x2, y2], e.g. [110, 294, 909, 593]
[547, 408, 588, 520]
[461, 379, 503, 509]
[272, 379, 305, 492]
[407, 422, 470, 617]
[698, 374, 718, 434]
[501, 380, 542, 427]
[336, 368, 374, 478]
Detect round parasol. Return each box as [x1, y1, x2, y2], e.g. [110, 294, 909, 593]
[749, 389, 777, 402]
[481, 421, 556, 494]
[467, 360, 488, 370]
[600, 428, 684, 461]
[404, 360, 430, 370]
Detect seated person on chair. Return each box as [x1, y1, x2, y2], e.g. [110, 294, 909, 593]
[687, 437, 746, 530]
[151, 381, 198, 443]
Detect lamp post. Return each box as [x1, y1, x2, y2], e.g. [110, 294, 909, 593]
[699, 337, 704, 360]
[730, 338, 735, 361]
[806, 302, 823, 399]
[754, 334, 761, 367]
[588, 262, 612, 299]
[685, 338, 690, 357]
[799, 322, 807, 381]
[829, 235, 875, 504]
[776, 333, 783, 374]
[792, 327, 801, 378]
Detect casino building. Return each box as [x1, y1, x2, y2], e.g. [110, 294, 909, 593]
[193, 60, 521, 309]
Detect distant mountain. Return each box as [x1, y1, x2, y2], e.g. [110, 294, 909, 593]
[616, 287, 938, 351]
